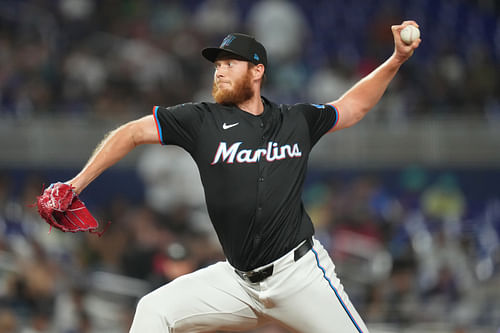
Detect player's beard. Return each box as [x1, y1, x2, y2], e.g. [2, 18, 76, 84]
[212, 70, 254, 105]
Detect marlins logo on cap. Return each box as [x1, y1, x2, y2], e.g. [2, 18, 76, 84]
[220, 35, 236, 48]
[202, 33, 267, 69]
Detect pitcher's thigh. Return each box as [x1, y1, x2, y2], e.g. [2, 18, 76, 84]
[270, 247, 369, 333]
[129, 262, 261, 333]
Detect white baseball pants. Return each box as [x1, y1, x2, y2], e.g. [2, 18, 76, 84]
[129, 238, 369, 333]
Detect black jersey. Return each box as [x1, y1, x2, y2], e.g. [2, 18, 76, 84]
[153, 97, 338, 271]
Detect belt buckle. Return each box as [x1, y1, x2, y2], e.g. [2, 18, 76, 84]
[243, 269, 264, 283]
[243, 271, 259, 282]
[236, 265, 273, 283]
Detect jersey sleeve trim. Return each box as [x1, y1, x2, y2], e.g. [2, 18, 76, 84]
[327, 103, 340, 132]
[152, 106, 164, 145]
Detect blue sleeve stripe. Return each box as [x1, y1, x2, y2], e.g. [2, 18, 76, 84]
[152, 106, 164, 144]
[327, 103, 339, 132]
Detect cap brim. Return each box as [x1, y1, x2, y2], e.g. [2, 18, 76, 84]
[202, 47, 251, 63]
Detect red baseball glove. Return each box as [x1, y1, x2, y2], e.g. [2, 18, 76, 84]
[36, 182, 107, 236]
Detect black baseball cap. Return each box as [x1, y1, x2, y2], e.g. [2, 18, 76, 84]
[202, 33, 267, 69]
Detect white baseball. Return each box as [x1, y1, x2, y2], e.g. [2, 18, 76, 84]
[400, 25, 420, 45]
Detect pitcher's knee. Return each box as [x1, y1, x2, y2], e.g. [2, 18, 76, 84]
[135, 293, 154, 314]
[130, 292, 172, 332]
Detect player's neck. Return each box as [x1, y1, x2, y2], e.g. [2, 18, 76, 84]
[237, 92, 264, 116]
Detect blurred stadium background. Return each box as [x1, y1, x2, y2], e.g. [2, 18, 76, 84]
[1, 0, 500, 332]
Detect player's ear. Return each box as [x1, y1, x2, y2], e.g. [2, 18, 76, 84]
[252, 64, 265, 81]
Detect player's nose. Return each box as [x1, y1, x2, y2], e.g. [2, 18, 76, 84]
[216, 67, 226, 77]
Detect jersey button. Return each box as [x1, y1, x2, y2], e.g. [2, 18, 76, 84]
[260, 122, 264, 128]
[258, 177, 264, 182]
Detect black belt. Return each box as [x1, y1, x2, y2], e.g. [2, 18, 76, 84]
[235, 237, 313, 283]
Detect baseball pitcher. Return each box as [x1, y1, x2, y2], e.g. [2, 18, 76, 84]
[37, 21, 420, 332]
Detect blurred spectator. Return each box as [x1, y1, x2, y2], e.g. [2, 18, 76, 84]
[61, 46, 107, 114]
[119, 206, 164, 279]
[0, 309, 17, 333]
[398, 165, 429, 211]
[53, 286, 89, 333]
[137, 145, 213, 236]
[247, 0, 308, 62]
[20, 309, 52, 333]
[383, 257, 420, 325]
[307, 65, 353, 104]
[137, 146, 205, 214]
[4, 254, 57, 326]
[421, 173, 466, 221]
[194, 0, 239, 36]
[150, 241, 197, 288]
[246, 0, 309, 102]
